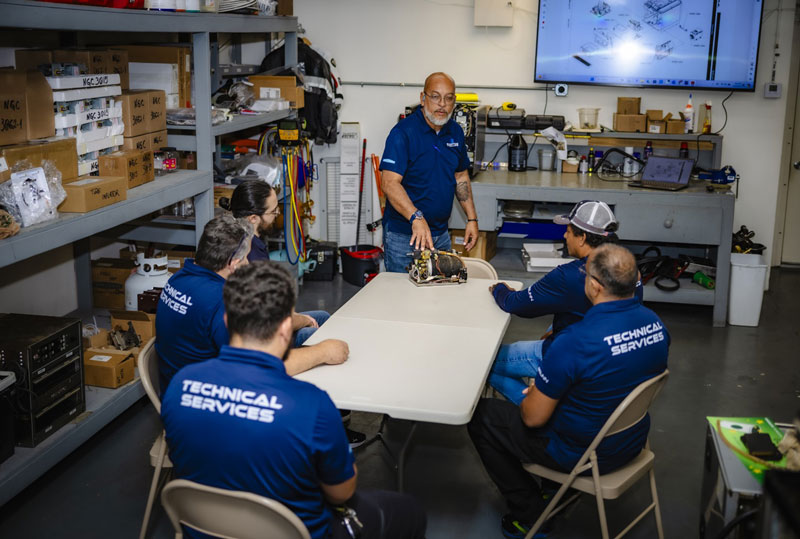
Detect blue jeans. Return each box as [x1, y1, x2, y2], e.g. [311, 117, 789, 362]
[294, 310, 330, 347]
[383, 228, 452, 273]
[488, 340, 544, 406]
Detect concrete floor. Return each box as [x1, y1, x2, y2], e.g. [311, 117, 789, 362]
[1, 259, 798, 539]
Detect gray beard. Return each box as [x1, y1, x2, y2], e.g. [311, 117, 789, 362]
[425, 109, 452, 127]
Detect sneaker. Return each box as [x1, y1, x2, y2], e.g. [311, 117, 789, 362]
[501, 514, 552, 539]
[346, 428, 367, 449]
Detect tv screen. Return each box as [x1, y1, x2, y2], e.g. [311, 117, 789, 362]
[534, 0, 765, 91]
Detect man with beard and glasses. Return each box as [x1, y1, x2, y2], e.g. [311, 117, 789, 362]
[379, 71, 479, 272]
[220, 181, 366, 448]
[155, 213, 350, 404]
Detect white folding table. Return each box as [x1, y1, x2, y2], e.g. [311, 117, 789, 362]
[296, 272, 521, 489]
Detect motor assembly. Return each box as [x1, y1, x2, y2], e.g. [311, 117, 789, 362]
[408, 249, 468, 286]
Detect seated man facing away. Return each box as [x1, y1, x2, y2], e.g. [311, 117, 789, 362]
[161, 261, 427, 539]
[155, 214, 348, 396]
[469, 244, 669, 539]
[489, 200, 642, 405]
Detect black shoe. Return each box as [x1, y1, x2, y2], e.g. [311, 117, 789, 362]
[346, 428, 367, 449]
[501, 514, 553, 539]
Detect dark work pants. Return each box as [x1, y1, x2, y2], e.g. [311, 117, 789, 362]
[467, 398, 565, 524]
[329, 489, 427, 539]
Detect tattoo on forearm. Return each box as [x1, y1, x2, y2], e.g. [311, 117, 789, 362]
[455, 181, 470, 202]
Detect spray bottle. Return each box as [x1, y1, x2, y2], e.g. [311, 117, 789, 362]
[683, 93, 695, 134]
[701, 101, 712, 134]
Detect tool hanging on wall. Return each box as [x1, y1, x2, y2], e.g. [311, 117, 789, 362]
[280, 141, 317, 265]
[355, 139, 367, 245]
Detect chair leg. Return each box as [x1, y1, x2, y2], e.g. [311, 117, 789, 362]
[590, 453, 610, 539]
[139, 433, 168, 539]
[649, 468, 664, 539]
[525, 479, 574, 539]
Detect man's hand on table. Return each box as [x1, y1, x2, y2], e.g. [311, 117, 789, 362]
[316, 339, 350, 365]
[410, 218, 434, 251]
[489, 282, 517, 294]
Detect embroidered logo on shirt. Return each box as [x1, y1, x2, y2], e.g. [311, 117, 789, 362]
[383, 158, 396, 164]
[160, 282, 193, 315]
[179, 379, 284, 423]
[603, 321, 665, 356]
[446, 141, 459, 148]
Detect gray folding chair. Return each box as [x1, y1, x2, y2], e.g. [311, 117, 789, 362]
[138, 337, 173, 539]
[523, 369, 669, 539]
[161, 478, 311, 539]
[463, 256, 499, 280]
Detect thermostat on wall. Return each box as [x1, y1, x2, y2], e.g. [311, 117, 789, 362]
[764, 82, 782, 99]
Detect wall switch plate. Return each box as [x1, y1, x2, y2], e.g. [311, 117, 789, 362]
[554, 83, 569, 97]
[764, 82, 782, 98]
[474, 0, 513, 27]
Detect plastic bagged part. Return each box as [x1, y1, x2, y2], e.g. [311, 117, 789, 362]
[226, 154, 282, 190]
[227, 82, 255, 111]
[166, 107, 231, 126]
[0, 160, 66, 228]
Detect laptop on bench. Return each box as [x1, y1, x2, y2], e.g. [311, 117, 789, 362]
[630, 156, 695, 191]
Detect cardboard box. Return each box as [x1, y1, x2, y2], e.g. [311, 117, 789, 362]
[83, 328, 110, 350]
[276, 0, 292, 15]
[59, 174, 127, 213]
[99, 149, 154, 189]
[0, 71, 27, 146]
[119, 45, 192, 108]
[120, 91, 149, 137]
[108, 49, 130, 90]
[248, 75, 304, 109]
[449, 229, 497, 261]
[646, 109, 663, 121]
[110, 310, 156, 346]
[23, 71, 55, 140]
[123, 133, 151, 152]
[647, 120, 666, 134]
[84, 347, 136, 388]
[617, 97, 641, 115]
[666, 119, 685, 134]
[214, 183, 236, 209]
[53, 50, 94, 73]
[146, 90, 167, 132]
[613, 113, 647, 133]
[92, 257, 135, 310]
[150, 129, 167, 151]
[14, 49, 53, 71]
[0, 137, 78, 184]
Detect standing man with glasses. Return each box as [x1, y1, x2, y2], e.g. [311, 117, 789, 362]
[380, 72, 479, 272]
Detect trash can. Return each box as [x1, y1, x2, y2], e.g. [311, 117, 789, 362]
[0, 371, 17, 465]
[340, 245, 382, 287]
[728, 253, 768, 327]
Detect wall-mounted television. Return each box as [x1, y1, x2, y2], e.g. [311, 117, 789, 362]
[534, 0, 765, 91]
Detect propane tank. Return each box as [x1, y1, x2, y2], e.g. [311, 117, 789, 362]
[125, 253, 171, 311]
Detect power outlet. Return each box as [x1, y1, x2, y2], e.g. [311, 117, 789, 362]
[554, 83, 569, 97]
[764, 82, 782, 99]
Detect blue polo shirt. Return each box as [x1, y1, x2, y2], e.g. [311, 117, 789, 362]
[161, 345, 355, 539]
[248, 235, 269, 263]
[380, 107, 470, 235]
[535, 298, 669, 472]
[492, 257, 644, 353]
[155, 259, 228, 395]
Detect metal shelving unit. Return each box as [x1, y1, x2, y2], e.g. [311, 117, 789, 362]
[0, 0, 298, 506]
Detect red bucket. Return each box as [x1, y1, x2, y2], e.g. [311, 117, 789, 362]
[340, 245, 382, 286]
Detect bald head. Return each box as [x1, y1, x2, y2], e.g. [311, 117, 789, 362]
[587, 244, 638, 299]
[424, 72, 455, 93]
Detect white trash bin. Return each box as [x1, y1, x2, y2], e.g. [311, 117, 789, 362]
[728, 253, 768, 327]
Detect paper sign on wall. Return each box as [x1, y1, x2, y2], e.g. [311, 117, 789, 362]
[339, 123, 361, 246]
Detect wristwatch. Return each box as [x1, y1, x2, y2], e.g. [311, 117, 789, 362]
[409, 210, 424, 224]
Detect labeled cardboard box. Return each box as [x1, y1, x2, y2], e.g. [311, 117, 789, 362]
[53, 50, 97, 73]
[0, 137, 78, 184]
[147, 90, 167, 132]
[119, 45, 192, 108]
[248, 75, 304, 109]
[108, 49, 130, 90]
[59, 174, 127, 213]
[84, 347, 136, 388]
[645, 110, 665, 133]
[99, 149, 155, 189]
[613, 113, 647, 133]
[23, 70, 55, 140]
[150, 130, 167, 152]
[0, 71, 27, 146]
[123, 133, 151, 152]
[449, 229, 497, 261]
[92, 257, 135, 310]
[120, 90, 149, 137]
[14, 49, 53, 71]
[83, 328, 110, 350]
[617, 97, 641, 115]
[110, 310, 156, 346]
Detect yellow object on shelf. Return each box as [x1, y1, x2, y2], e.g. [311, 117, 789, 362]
[455, 92, 479, 103]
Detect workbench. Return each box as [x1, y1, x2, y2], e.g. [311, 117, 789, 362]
[450, 170, 735, 326]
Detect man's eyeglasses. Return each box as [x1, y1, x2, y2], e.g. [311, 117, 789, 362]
[263, 205, 280, 217]
[579, 265, 606, 288]
[424, 92, 456, 105]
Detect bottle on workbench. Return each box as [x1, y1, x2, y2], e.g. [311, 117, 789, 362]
[679, 141, 689, 158]
[508, 132, 528, 171]
[644, 140, 653, 161]
[587, 146, 595, 173]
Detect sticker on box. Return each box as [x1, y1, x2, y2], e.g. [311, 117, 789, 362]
[91, 354, 113, 363]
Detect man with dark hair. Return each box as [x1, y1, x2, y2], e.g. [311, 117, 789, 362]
[469, 244, 669, 539]
[487, 200, 643, 404]
[380, 71, 479, 272]
[161, 261, 427, 539]
[155, 214, 348, 395]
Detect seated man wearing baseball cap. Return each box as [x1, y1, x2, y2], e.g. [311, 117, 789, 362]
[487, 200, 642, 405]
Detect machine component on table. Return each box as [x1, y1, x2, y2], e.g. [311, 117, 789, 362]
[0, 314, 85, 447]
[523, 114, 566, 131]
[408, 249, 467, 286]
[110, 321, 141, 351]
[697, 165, 738, 186]
[487, 107, 526, 129]
[137, 287, 163, 314]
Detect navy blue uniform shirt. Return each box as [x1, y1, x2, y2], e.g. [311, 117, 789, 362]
[247, 235, 269, 263]
[380, 107, 470, 236]
[161, 345, 355, 539]
[536, 298, 669, 472]
[492, 257, 644, 353]
[155, 259, 228, 395]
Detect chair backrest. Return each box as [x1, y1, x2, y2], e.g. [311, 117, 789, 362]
[138, 337, 161, 413]
[161, 479, 311, 539]
[581, 369, 669, 461]
[463, 257, 499, 280]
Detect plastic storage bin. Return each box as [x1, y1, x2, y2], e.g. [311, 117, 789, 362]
[577, 107, 600, 130]
[728, 253, 768, 327]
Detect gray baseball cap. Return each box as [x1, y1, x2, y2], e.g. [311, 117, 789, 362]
[553, 200, 617, 236]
